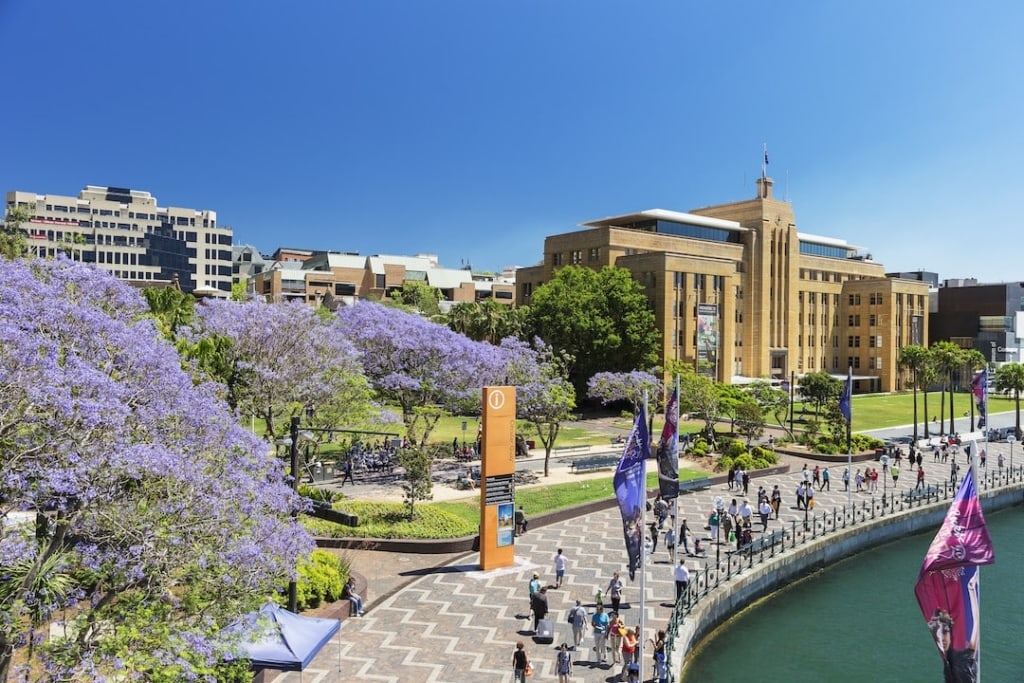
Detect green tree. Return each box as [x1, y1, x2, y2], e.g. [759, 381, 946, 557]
[1, 204, 31, 259]
[510, 340, 577, 477]
[799, 371, 841, 417]
[142, 286, 196, 338]
[747, 380, 792, 436]
[679, 369, 720, 437]
[528, 266, 659, 392]
[898, 344, 930, 442]
[397, 446, 434, 519]
[931, 341, 963, 434]
[716, 384, 749, 433]
[447, 300, 530, 344]
[995, 362, 1024, 439]
[388, 281, 444, 317]
[734, 399, 765, 446]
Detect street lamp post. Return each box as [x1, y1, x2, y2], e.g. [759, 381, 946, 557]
[287, 415, 300, 612]
[1008, 435, 1017, 475]
[713, 496, 724, 569]
[880, 454, 890, 505]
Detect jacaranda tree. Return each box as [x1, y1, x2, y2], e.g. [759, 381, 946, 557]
[189, 298, 373, 439]
[0, 258, 313, 680]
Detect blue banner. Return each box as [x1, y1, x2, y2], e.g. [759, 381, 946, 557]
[614, 403, 650, 580]
[657, 387, 679, 499]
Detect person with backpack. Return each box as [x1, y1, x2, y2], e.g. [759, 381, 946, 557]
[567, 599, 587, 650]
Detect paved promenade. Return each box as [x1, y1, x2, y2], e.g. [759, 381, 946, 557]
[267, 438, 1020, 682]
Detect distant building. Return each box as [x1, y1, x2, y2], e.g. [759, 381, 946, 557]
[515, 177, 929, 392]
[252, 250, 515, 309]
[5, 186, 232, 295]
[931, 279, 1023, 370]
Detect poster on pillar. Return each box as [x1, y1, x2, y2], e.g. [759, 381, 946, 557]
[479, 386, 516, 570]
[697, 303, 719, 378]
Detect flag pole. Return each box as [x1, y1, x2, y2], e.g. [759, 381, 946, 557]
[639, 388, 648, 683]
[842, 367, 853, 520]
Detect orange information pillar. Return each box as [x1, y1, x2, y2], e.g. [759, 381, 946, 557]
[479, 386, 516, 570]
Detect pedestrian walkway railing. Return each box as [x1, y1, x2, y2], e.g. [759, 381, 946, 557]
[663, 463, 1024, 681]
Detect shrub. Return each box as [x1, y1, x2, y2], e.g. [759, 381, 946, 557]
[291, 550, 348, 611]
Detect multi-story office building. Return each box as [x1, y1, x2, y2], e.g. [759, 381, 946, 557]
[5, 186, 232, 295]
[931, 279, 1023, 369]
[516, 177, 929, 393]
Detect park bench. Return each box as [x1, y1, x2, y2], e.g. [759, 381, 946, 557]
[902, 484, 941, 504]
[554, 445, 590, 456]
[569, 454, 620, 473]
[678, 477, 712, 494]
[728, 529, 788, 557]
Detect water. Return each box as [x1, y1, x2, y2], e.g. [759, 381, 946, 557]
[681, 506, 1024, 682]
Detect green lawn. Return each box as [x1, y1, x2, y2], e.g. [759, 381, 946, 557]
[793, 391, 1017, 432]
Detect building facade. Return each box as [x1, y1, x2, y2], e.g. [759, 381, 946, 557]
[6, 186, 233, 295]
[516, 177, 929, 393]
[931, 279, 1023, 369]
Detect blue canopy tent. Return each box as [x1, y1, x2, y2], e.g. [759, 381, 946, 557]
[229, 602, 341, 674]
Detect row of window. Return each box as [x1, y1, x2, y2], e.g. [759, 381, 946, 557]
[799, 356, 884, 370]
[41, 205, 213, 228]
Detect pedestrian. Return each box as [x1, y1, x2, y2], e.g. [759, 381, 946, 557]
[649, 520, 660, 554]
[591, 604, 609, 663]
[673, 558, 690, 604]
[801, 464, 812, 485]
[742, 470, 751, 495]
[980, 449, 987, 468]
[452, 437, 459, 455]
[720, 502, 733, 542]
[855, 469, 864, 492]
[528, 572, 541, 615]
[795, 482, 806, 510]
[607, 572, 624, 613]
[758, 497, 772, 531]
[950, 460, 959, 485]
[806, 486, 815, 510]
[679, 518, 691, 555]
[340, 458, 355, 486]
[739, 499, 753, 527]
[821, 467, 831, 491]
[653, 494, 668, 527]
[891, 464, 900, 489]
[515, 506, 527, 536]
[654, 651, 669, 683]
[530, 586, 549, 632]
[915, 465, 925, 491]
[664, 525, 677, 559]
[608, 611, 624, 664]
[553, 548, 567, 588]
[813, 465, 821, 488]
[917, 452, 923, 470]
[869, 467, 879, 493]
[567, 599, 587, 650]
[708, 508, 720, 545]
[842, 467, 850, 491]
[998, 452, 1005, 472]
[727, 465, 736, 491]
[625, 662, 641, 683]
[770, 485, 782, 519]
[555, 642, 573, 682]
[512, 641, 530, 683]
[620, 628, 638, 680]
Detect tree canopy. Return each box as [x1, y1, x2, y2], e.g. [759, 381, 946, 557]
[528, 266, 660, 392]
[0, 258, 311, 680]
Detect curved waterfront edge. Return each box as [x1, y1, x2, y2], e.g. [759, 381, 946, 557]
[671, 482, 1024, 680]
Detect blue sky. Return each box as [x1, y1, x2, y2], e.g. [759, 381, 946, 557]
[3, 1, 1022, 281]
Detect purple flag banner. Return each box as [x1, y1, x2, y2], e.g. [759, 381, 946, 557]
[614, 402, 649, 580]
[914, 468, 995, 683]
[970, 369, 987, 429]
[657, 387, 679, 499]
[838, 366, 852, 423]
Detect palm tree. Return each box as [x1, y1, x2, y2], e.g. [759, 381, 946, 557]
[921, 362, 938, 439]
[899, 345, 930, 442]
[931, 341, 963, 434]
[995, 362, 1024, 440]
[962, 349, 987, 430]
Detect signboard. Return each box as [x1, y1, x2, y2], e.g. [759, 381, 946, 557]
[479, 386, 516, 570]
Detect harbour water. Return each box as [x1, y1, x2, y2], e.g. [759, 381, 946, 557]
[681, 505, 1023, 682]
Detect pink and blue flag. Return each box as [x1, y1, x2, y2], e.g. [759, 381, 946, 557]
[914, 468, 994, 683]
[657, 387, 679, 499]
[970, 369, 987, 429]
[614, 402, 649, 580]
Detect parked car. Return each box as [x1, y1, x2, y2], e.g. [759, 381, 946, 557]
[987, 426, 1017, 442]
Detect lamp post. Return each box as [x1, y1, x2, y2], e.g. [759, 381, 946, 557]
[1008, 434, 1017, 475]
[880, 454, 890, 504]
[713, 496, 724, 569]
[287, 415, 300, 612]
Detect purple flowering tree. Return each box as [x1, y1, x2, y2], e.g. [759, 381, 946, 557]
[189, 298, 373, 439]
[0, 259, 313, 680]
[504, 338, 576, 477]
[587, 370, 664, 414]
[336, 301, 510, 447]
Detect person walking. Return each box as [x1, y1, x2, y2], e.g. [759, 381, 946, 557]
[648, 520, 660, 554]
[708, 508, 720, 545]
[795, 482, 806, 511]
[758, 497, 772, 532]
[512, 642, 530, 683]
[915, 465, 926, 491]
[515, 506, 527, 536]
[553, 548, 567, 589]
[608, 612, 624, 664]
[530, 586, 549, 632]
[950, 460, 959, 485]
[821, 467, 831, 491]
[742, 469, 751, 495]
[340, 458, 355, 486]
[770, 485, 782, 519]
[567, 599, 587, 650]
[664, 525, 677, 560]
[620, 628, 638, 680]
[606, 571, 624, 613]
[555, 642, 573, 682]
[679, 518, 691, 555]
[591, 604, 609, 663]
[673, 559, 690, 604]
[842, 467, 850, 492]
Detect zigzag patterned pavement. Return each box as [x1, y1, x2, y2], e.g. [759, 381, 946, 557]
[265, 441, 1014, 682]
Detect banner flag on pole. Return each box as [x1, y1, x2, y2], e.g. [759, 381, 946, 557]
[839, 367, 853, 424]
[970, 369, 988, 429]
[914, 468, 994, 683]
[657, 386, 679, 500]
[614, 402, 649, 581]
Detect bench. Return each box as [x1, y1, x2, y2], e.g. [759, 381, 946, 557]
[569, 455, 620, 473]
[554, 445, 590, 455]
[902, 485, 941, 504]
[728, 529, 788, 557]
[678, 477, 712, 494]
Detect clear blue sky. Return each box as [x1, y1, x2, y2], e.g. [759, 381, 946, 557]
[3, 1, 1022, 281]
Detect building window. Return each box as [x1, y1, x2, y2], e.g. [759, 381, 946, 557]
[848, 314, 860, 326]
[869, 314, 877, 326]
[848, 293, 861, 306]
[869, 292, 884, 305]
[848, 336, 861, 348]
[588, 247, 600, 261]
[570, 250, 582, 264]
[552, 253, 562, 266]
[694, 274, 706, 290]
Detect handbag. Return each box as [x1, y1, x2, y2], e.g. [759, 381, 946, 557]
[524, 661, 533, 677]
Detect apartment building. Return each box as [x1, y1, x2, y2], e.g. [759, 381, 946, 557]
[5, 186, 232, 295]
[515, 177, 929, 393]
[931, 279, 1023, 369]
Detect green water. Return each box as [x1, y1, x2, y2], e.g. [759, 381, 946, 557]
[681, 506, 1023, 682]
